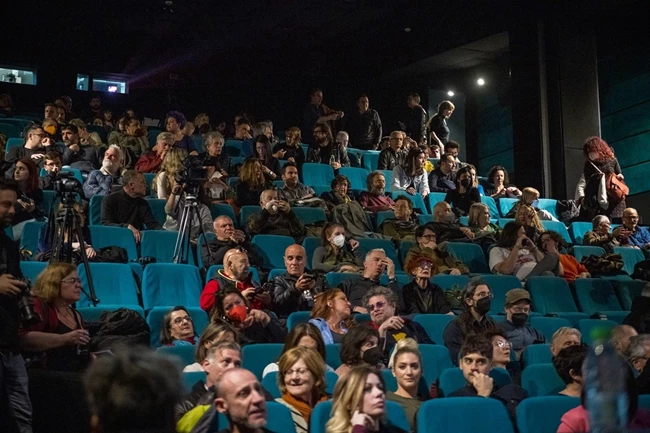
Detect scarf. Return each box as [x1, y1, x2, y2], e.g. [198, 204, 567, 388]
[171, 336, 196, 346]
[281, 392, 328, 423]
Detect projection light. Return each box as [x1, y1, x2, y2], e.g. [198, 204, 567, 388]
[447, 90, 455, 97]
[477, 78, 485, 86]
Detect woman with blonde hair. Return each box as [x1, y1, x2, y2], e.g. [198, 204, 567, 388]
[183, 321, 238, 372]
[153, 147, 187, 199]
[276, 347, 329, 433]
[467, 202, 501, 237]
[235, 157, 271, 207]
[327, 365, 404, 433]
[506, 187, 558, 221]
[309, 289, 354, 344]
[386, 338, 424, 433]
[516, 204, 544, 243]
[19, 262, 90, 372]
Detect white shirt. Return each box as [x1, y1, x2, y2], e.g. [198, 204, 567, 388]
[489, 247, 538, 281]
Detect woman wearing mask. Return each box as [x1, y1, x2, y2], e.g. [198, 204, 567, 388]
[444, 166, 481, 216]
[263, 323, 334, 377]
[19, 262, 90, 372]
[489, 221, 560, 282]
[309, 289, 354, 345]
[211, 288, 286, 345]
[575, 136, 626, 222]
[273, 127, 306, 167]
[402, 249, 454, 315]
[327, 365, 402, 433]
[153, 147, 187, 199]
[235, 158, 272, 207]
[165, 111, 197, 154]
[391, 147, 429, 199]
[312, 223, 364, 273]
[160, 306, 198, 346]
[276, 347, 329, 433]
[321, 175, 354, 206]
[336, 325, 381, 378]
[13, 157, 45, 240]
[485, 165, 521, 199]
[254, 135, 282, 181]
[183, 321, 237, 372]
[386, 339, 425, 432]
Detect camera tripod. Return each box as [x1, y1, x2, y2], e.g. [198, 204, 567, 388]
[49, 194, 99, 306]
[172, 192, 213, 265]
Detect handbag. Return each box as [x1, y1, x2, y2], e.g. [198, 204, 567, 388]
[589, 161, 628, 205]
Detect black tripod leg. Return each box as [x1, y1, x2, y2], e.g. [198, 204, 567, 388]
[74, 216, 99, 306]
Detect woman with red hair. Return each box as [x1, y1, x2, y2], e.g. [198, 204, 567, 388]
[575, 136, 627, 221]
[12, 157, 45, 240]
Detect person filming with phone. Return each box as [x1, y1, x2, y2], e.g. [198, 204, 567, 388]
[270, 244, 329, 320]
[489, 221, 560, 282]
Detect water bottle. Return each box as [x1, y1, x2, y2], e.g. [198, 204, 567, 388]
[584, 327, 629, 433]
[329, 154, 336, 166]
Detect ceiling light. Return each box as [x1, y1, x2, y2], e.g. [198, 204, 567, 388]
[477, 78, 485, 86]
[404, 27, 411, 32]
[447, 90, 455, 97]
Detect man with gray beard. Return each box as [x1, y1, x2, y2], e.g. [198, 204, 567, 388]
[83, 145, 124, 198]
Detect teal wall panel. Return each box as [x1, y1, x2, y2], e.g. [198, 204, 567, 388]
[475, 92, 513, 177]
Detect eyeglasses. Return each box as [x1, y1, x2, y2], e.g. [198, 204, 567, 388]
[418, 261, 433, 270]
[420, 234, 436, 240]
[510, 306, 531, 314]
[493, 340, 512, 349]
[367, 301, 386, 312]
[284, 368, 311, 377]
[172, 316, 193, 325]
[61, 278, 82, 285]
[474, 292, 493, 300]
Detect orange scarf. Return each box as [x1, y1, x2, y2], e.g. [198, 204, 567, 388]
[281, 392, 328, 422]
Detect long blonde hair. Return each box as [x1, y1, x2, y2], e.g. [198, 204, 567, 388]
[517, 204, 544, 232]
[153, 147, 187, 195]
[468, 202, 490, 228]
[239, 158, 264, 190]
[326, 365, 386, 433]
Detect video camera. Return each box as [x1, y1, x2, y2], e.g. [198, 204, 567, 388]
[175, 154, 218, 194]
[52, 172, 83, 204]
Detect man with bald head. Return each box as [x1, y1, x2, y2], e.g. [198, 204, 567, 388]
[246, 189, 305, 242]
[201, 215, 262, 268]
[200, 248, 269, 315]
[621, 208, 650, 253]
[610, 325, 638, 356]
[270, 244, 329, 319]
[215, 369, 270, 433]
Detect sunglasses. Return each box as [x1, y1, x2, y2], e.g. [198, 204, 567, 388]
[367, 301, 386, 313]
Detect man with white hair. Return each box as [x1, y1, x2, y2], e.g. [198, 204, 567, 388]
[583, 214, 628, 252]
[83, 145, 124, 197]
[135, 132, 173, 173]
[550, 327, 582, 357]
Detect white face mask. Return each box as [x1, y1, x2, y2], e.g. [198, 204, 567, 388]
[444, 211, 455, 222]
[589, 152, 599, 161]
[332, 234, 346, 247]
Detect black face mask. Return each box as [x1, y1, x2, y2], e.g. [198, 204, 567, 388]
[475, 297, 491, 316]
[511, 312, 529, 327]
[460, 179, 471, 188]
[362, 346, 384, 366]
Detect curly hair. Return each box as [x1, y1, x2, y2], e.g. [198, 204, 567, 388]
[239, 157, 265, 190]
[165, 110, 187, 129]
[583, 136, 614, 161]
[32, 262, 78, 303]
[403, 248, 437, 275]
[487, 165, 510, 186]
[537, 230, 566, 252]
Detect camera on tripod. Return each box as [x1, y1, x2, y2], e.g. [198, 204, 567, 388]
[174, 155, 218, 195]
[52, 172, 83, 203]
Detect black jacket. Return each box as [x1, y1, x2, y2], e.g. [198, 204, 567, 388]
[402, 280, 452, 315]
[443, 314, 497, 365]
[175, 381, 213, 422]
[238, 315, 288, 345]
[624, 296, 650, 334]
[0, 232, 24, 351]
[89, 308, 150, 351]
[377, 147, 407, 171]
[200, 238, 262, 269]
[448, 383, 528, 425]
[270, 272, 329, 319]
[372, 319, 434, 353]
[306, 141, 350, 167]
[62, 144, 101, 174]
[338, 277, 402, 311]
[405, 106, 427, 142]
[344, 109, 383, 150]
[272, 143, 305, 167]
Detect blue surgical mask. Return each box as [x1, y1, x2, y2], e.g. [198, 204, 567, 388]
[531, 200, 539, 208]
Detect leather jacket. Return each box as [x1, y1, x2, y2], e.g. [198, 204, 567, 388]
[270, 272, 329, 319]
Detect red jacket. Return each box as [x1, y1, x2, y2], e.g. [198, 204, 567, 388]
[200, 269, 261, 313]
[135, 151, 163, 173]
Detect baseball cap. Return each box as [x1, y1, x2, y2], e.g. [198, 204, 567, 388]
[505, 288, 531, 306]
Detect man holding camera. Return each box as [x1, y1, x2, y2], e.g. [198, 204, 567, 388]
[246, 189, 305, 243]
[0, 179, 33, 433]
[200, 216, 262, 269]
[270, 244, 329, 320]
